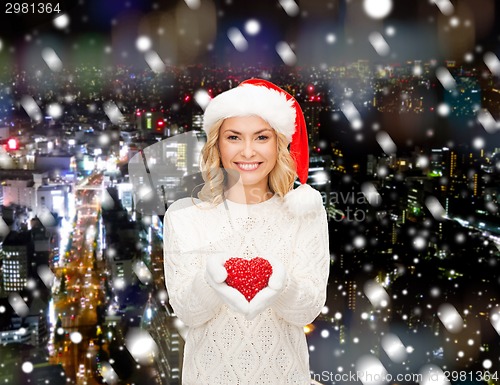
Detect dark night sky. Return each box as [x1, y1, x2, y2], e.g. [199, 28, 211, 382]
[2, 0, 500, 67]
[2, 1, 500, 151]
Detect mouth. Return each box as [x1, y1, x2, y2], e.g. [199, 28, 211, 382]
[234, 162, 262, 171]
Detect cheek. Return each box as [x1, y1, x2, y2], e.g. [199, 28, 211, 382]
[218, 144, 233, 166]
[266, 142, 278, 166]
[269, 156, 278, 170]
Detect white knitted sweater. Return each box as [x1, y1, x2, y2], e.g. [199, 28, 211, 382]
[163, 193, 330, 385]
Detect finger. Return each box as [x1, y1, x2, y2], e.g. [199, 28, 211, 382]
[214, 266, 228, 283]
[268, 261, 286, 291]
[247, 288, 277, 319]
[207, 258, 228, 283]
[218, 285, 250, 314]
[250, 287, 277, 305]
[268, 274, 284, 291]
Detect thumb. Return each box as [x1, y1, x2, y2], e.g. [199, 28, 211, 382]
[246, 287, 278, 320]
[206, 255, 228, 283]
[267, 258, 286, 291]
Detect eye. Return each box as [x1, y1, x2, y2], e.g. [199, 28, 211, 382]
[227, 135, 239, 140]
[257, 135, 269, 141]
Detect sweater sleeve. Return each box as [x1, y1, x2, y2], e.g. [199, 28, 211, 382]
[272, 207, 330, 326]
[163, 206, 223, 327]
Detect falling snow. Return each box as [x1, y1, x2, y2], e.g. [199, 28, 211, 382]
[41, 47, 63, 72]
[244, 19, 261, 36]
[437, 103, 451, 116]
[228, 27, 248, 52]
[432, 0, 454, 16]
[275, 41, 297, 66]
[144, 50, 166, 73]
[356, 355, 388, 385]
[483, 51, 500, 76]
[425, 196, 445, 219]
[0, 2, 498, 383]
[21, 362, 34, 374]
[136, 36, 152, 52]
[477, 109, 498, 134]
[279, 0, 300, 17]
[125, 328, 159, 364]
[381, 333, 407, 363]
[103, 101, 125, 124]
[20, 95, 43, 123]
[53, 14, 70, 29]
[436, 67, 456, 90]
[184, 0, 201, 10]
[364, 280, 390, 308]
[437, 303, 464, 333]
[369, 32, 390, 57]
[375, 131, 397, 154]
[363, 0, 393, 20]
[341, 100, 363, 130]
[326, 33, 336, 44]
[194, 89, 211, 110]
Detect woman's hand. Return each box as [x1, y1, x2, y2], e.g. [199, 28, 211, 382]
[205, 255, 287, 319]
[205, 255, 249, 315]
[246, 257, 287, 320]
[267, 256, 287, 291]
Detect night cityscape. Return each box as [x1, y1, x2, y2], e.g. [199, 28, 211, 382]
[1, 1, 500, 385]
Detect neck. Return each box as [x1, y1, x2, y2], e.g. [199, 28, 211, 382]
[224, 183, 273, 204]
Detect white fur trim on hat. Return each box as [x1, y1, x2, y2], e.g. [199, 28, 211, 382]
[284, 184, 324, 218]
[202, 83, 296, 142]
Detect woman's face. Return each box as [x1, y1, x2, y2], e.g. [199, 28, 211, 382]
[218, 115, 278, 193]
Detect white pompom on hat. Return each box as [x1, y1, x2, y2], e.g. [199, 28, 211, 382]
[202, 78, 324, 217]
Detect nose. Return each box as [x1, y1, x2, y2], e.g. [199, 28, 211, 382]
[240, 140, 256, 158]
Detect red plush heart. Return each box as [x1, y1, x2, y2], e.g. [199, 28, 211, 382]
[224, 257, 273, 302]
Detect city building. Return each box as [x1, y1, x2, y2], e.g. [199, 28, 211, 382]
[35, 153, 77, 181]
[1, 178, 36, 209]
[0, 231, 32, 294]
[1, 174, 71, 220]
[135, 110, 166, 134]
[37, 184, 71, 220]
[0, 297, 49, 347]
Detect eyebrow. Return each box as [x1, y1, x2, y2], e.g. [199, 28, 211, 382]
[223, 128, 273, 135]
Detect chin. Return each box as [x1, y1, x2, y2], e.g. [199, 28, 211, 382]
[240, 175, 267, 186]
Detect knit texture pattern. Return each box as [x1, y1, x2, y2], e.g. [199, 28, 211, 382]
[164, 194, 330, 385]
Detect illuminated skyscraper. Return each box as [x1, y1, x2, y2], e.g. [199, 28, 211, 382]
[302, 102, 322, 151]
[136, 110, 166, 133]
[347, 281, 356, 311]
[0, 231, 32, 294]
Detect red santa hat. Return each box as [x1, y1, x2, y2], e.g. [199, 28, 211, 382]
[202, 78, 323, 216]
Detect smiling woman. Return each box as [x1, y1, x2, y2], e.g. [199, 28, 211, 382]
[163, 79, 330, 385]
[218, 116, 278, 204]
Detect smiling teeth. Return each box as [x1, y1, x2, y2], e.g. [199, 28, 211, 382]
[238, 163, 259, 170]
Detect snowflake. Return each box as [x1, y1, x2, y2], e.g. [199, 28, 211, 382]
[228, 28, 248, 52]
[369, 32, 390, 56]
[245, 19, 261, 35]
[279, 0, 299, 17]
[363, 0, 392, 19]
[136, 36, 152, 52]
[276, 41, 297, 66]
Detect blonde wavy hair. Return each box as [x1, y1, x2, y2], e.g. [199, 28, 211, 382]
[197, 118, 297, 205]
